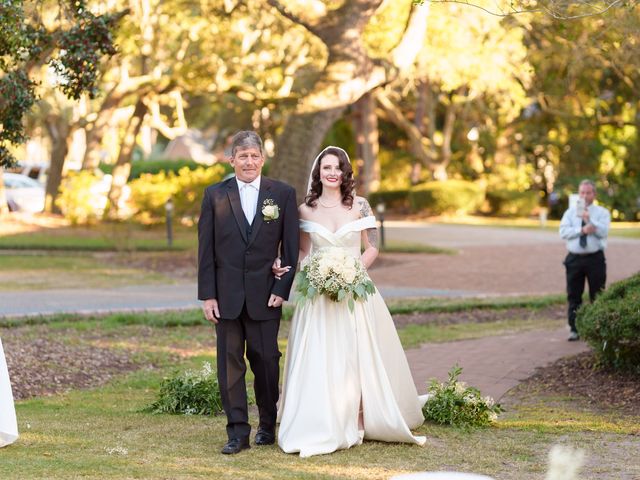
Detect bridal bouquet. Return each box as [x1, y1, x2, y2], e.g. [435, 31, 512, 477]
[295, 247, 375, 312]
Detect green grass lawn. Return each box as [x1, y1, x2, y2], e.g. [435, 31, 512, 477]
[0, 253, 173, 290]
[0, 222, 196, 251]
[1, 306, 638, 479]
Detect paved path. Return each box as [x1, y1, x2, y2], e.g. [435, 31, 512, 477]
[0, 284, 474, 318]
[406, 328, 590, 400]
[374, 222, 640, 296]
[3, 223, 638, 317]
[0, 221, 634, 400]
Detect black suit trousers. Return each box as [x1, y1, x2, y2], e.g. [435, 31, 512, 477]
[215, 305, 281, 440]
[564, 251, 606, 332]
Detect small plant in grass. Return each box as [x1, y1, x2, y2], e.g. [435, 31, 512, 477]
[145, 361, 223, 415]
[423, 365, 502, 428]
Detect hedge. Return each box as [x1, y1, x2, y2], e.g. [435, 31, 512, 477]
[576, 272, 640, 372]
[486, 189, 540, 217]
[408, 180, 485, 215]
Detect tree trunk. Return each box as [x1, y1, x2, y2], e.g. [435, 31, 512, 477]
[268, 0, 429, 198]
[411, 79, 430, 184]
[0, 167, 8, 215]
[375, 88, 437, 175]
[82, 73, 158, 170]
[44, 116, 72, 213]
[437, 93, 458, 181]
[353, 92, 379, 196]
[105, 100, 147, 219]
[269, 107, 345, 200]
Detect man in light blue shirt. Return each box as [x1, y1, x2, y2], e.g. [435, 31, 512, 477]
[559, 179, 611, 341]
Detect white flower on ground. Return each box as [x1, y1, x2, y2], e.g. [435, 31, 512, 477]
[546, 445, 585, 480]
[105, 446, 129, 456]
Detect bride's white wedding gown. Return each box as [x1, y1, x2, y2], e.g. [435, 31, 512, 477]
[0, 338, 18, 447]
[278, 216, 426, 458]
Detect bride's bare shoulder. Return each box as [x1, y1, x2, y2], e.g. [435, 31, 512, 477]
[298, 203, 314, 220]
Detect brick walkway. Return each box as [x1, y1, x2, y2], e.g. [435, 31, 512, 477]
[405, 328, 590, 400]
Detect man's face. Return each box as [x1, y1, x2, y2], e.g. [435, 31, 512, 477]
[579, 183, 596, 206]
[230, 146, 264, 183]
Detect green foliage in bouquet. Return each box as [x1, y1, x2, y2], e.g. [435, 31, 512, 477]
[295, 247, 375, 312]
[423, 365, 503, 428]
[145, 362, 225, 415]
[576, 272, 640, 372]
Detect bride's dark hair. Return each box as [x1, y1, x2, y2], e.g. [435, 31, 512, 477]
[305, 147, 355, 208]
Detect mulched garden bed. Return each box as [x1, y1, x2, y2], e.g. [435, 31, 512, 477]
[508, 351, 640, 416]
[3, 332, 148, 400]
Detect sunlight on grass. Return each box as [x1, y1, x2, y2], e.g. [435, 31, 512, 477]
[382, 241, 456, 255]
[0, 221, 196, 251]
[2, 316, 638, 479]
[501, 403, 640, 435]
[397, 317, 561, 348]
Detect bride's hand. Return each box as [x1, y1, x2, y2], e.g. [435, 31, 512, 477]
[272, 258, 292, 280]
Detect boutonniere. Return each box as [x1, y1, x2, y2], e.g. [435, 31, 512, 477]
[261, 198, 280, 222]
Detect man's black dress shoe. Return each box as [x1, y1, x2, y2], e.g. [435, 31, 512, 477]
[254, 428, 276, 446]
[221, 437, 250, 454]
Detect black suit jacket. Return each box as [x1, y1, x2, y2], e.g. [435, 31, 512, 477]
[197, 176, 299, 320]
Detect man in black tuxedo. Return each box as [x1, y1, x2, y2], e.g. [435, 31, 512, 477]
[198, 131, 299, 454]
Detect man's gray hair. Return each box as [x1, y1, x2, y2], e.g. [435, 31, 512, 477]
[231, 131, 263, 157]
[580, 179, 597, 194]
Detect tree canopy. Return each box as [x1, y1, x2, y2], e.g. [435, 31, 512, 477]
[0, 0, 125, 167]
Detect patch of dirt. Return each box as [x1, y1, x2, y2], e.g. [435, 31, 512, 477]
[3, 328, 152, 400]
[392, 304, 566, 328]
[505, 351, 640, 416]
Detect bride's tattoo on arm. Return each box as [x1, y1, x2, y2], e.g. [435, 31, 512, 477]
[366, 227, 378, 249]
[358, 198, 372, 218]
[358, 198, 378, 248]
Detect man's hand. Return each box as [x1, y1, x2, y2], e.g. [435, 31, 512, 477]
[272, 257, 292, 280]
[203, 298, 220, 324]
[268, 294, 284, 308]
[582, 223, 596, 235]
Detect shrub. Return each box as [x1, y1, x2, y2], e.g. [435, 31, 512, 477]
[576, 273, 640, 371]
[57, 171, 107, 225]
[368, 189, 410, 212]
[486, 189, 540, 217]
[409, 180, 484, 215]
[128, 164, 225, 222]
[145, 362, 223, 415]
[423, 365, 502, 428]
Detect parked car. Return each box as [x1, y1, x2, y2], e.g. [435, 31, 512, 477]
[3, 173, 45, 213]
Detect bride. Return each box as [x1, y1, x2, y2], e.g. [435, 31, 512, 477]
[275, 146, 426, 458]
[0, 338, 19, 448]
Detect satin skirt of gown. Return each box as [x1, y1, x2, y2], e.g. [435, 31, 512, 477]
[0, 338, 19, 447]
[277, 217, 427, 458]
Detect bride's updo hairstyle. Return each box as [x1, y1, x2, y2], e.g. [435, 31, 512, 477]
[305, 147, 356, 208]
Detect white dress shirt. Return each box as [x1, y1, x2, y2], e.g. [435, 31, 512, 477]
[236, 176, 261, 223]
[559, 203, 611, 254]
